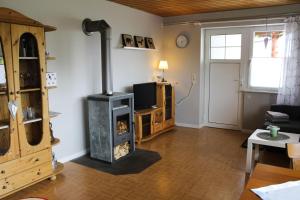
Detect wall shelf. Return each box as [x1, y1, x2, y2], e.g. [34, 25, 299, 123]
[121, 46, 156, 51]
[0, 91, 7, 95]
[46, 86, 57, 89]
[49, 111, 61, 118]
[46, 56, 56, 61]
[51, 138, 60, 146]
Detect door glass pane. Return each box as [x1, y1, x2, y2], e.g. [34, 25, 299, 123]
[19, 33, 43, 146]
[226, 34, 241, 47]
[0, 37, 10, 155]
[211, 35, 225, 47]
[226, 47, 241, 59]
[210, 34, 241, 60]
[165, 85, 172, 120]
[211, 47, 225, 59]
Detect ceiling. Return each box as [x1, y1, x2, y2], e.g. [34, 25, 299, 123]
[108, 0, 299, 17]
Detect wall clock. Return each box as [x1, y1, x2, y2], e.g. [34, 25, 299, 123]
[176, 34, 189, 48]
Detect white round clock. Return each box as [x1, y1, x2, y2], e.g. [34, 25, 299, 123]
[176, 34, 189, 48]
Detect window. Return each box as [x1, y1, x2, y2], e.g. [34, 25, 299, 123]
[249, 31, 285, 89]
[210, 34, 241, 60]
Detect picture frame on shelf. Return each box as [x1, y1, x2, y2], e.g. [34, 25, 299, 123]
[121, 34, 134, 47]
[145, 37, 155, 49]
[134, 36, 145, 48]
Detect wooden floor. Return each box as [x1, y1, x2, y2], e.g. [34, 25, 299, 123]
[3, 127, 290, 200]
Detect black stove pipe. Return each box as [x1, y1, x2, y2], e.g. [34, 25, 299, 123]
[82, 18, 113, 95]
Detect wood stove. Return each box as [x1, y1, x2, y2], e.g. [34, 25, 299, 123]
[83, 19, 135, 162]
[87, 93, 135, 163]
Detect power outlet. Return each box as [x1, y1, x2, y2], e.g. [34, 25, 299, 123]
[192, 73, 197, 84]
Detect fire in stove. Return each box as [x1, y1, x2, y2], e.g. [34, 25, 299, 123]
[117, 120, 129, 135]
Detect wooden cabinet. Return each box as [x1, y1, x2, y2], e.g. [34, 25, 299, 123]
[135, 83, 175, 144]
[0, 7, 63, 198]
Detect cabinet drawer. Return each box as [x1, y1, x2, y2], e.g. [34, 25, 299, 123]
[153, 123, 163, 133]
[0, 148, 52, 180]
[0, 162, 52, 196]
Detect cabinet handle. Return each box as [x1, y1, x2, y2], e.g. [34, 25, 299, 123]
[35, 158, 40, 162]
[16, 91, 20, 94]
[37, 171, 41, 176]
[2, 186, 6, 190]
[9, 91, 14, 95]
[0, 170, 5, 174]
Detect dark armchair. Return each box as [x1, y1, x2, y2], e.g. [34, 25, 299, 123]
[264, 105, 300, 134]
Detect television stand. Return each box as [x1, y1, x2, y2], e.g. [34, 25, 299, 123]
[134, 83, 175, 144]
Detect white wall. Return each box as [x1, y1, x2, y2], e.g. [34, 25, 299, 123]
[0, 0, 163, 161]
[162, 24, 201, 127]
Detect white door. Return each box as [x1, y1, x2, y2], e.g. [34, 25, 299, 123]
[209, 63, 240, 125]
[204, 28, 244, 129]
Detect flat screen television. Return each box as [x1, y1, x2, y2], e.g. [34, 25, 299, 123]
[133, 82, 156, 110]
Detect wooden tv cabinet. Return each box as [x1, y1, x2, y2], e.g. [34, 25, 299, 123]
[135, 83, 175, 144]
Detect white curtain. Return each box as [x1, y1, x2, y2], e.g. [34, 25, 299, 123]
[277, 16, 300, 105]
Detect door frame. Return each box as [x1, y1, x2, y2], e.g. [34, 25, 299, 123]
[203, 27, 247, 130]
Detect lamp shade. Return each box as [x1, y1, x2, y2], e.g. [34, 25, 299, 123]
[158, 60, 168, 70]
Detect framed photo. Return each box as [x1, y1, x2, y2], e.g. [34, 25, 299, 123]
[145, 37, 155, 49]
[121, 34, 134, 47]
[134, 36, 145, 48]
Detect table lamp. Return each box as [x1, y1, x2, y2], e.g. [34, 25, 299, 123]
[159, 60, 168, 82]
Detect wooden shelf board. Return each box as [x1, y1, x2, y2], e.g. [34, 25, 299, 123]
[0, 120, 9, 130]
[46, 56, 56, 60]
[122, 46, 156, 51]
[49, 111, 61, 118]
[51, 138, 60, 146]
[0, 91, 7, 95]
[53, 162, 64, 175]
[20, 88, 41, 93]
[19, 57, 38, 60]
[135, 107, 161, 115]
[23, 117, 42, 125]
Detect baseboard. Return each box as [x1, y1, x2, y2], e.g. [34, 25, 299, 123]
[241, 129, 254, 134]
[203, 122, 241, 130]
[175, 122, 203, 129]
[58, 149, 89, 163]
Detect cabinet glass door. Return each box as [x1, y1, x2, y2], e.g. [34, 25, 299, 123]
[11, 25, 50, 156]
[0, 23, 19, 163]
[165, 85, 172, 120]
